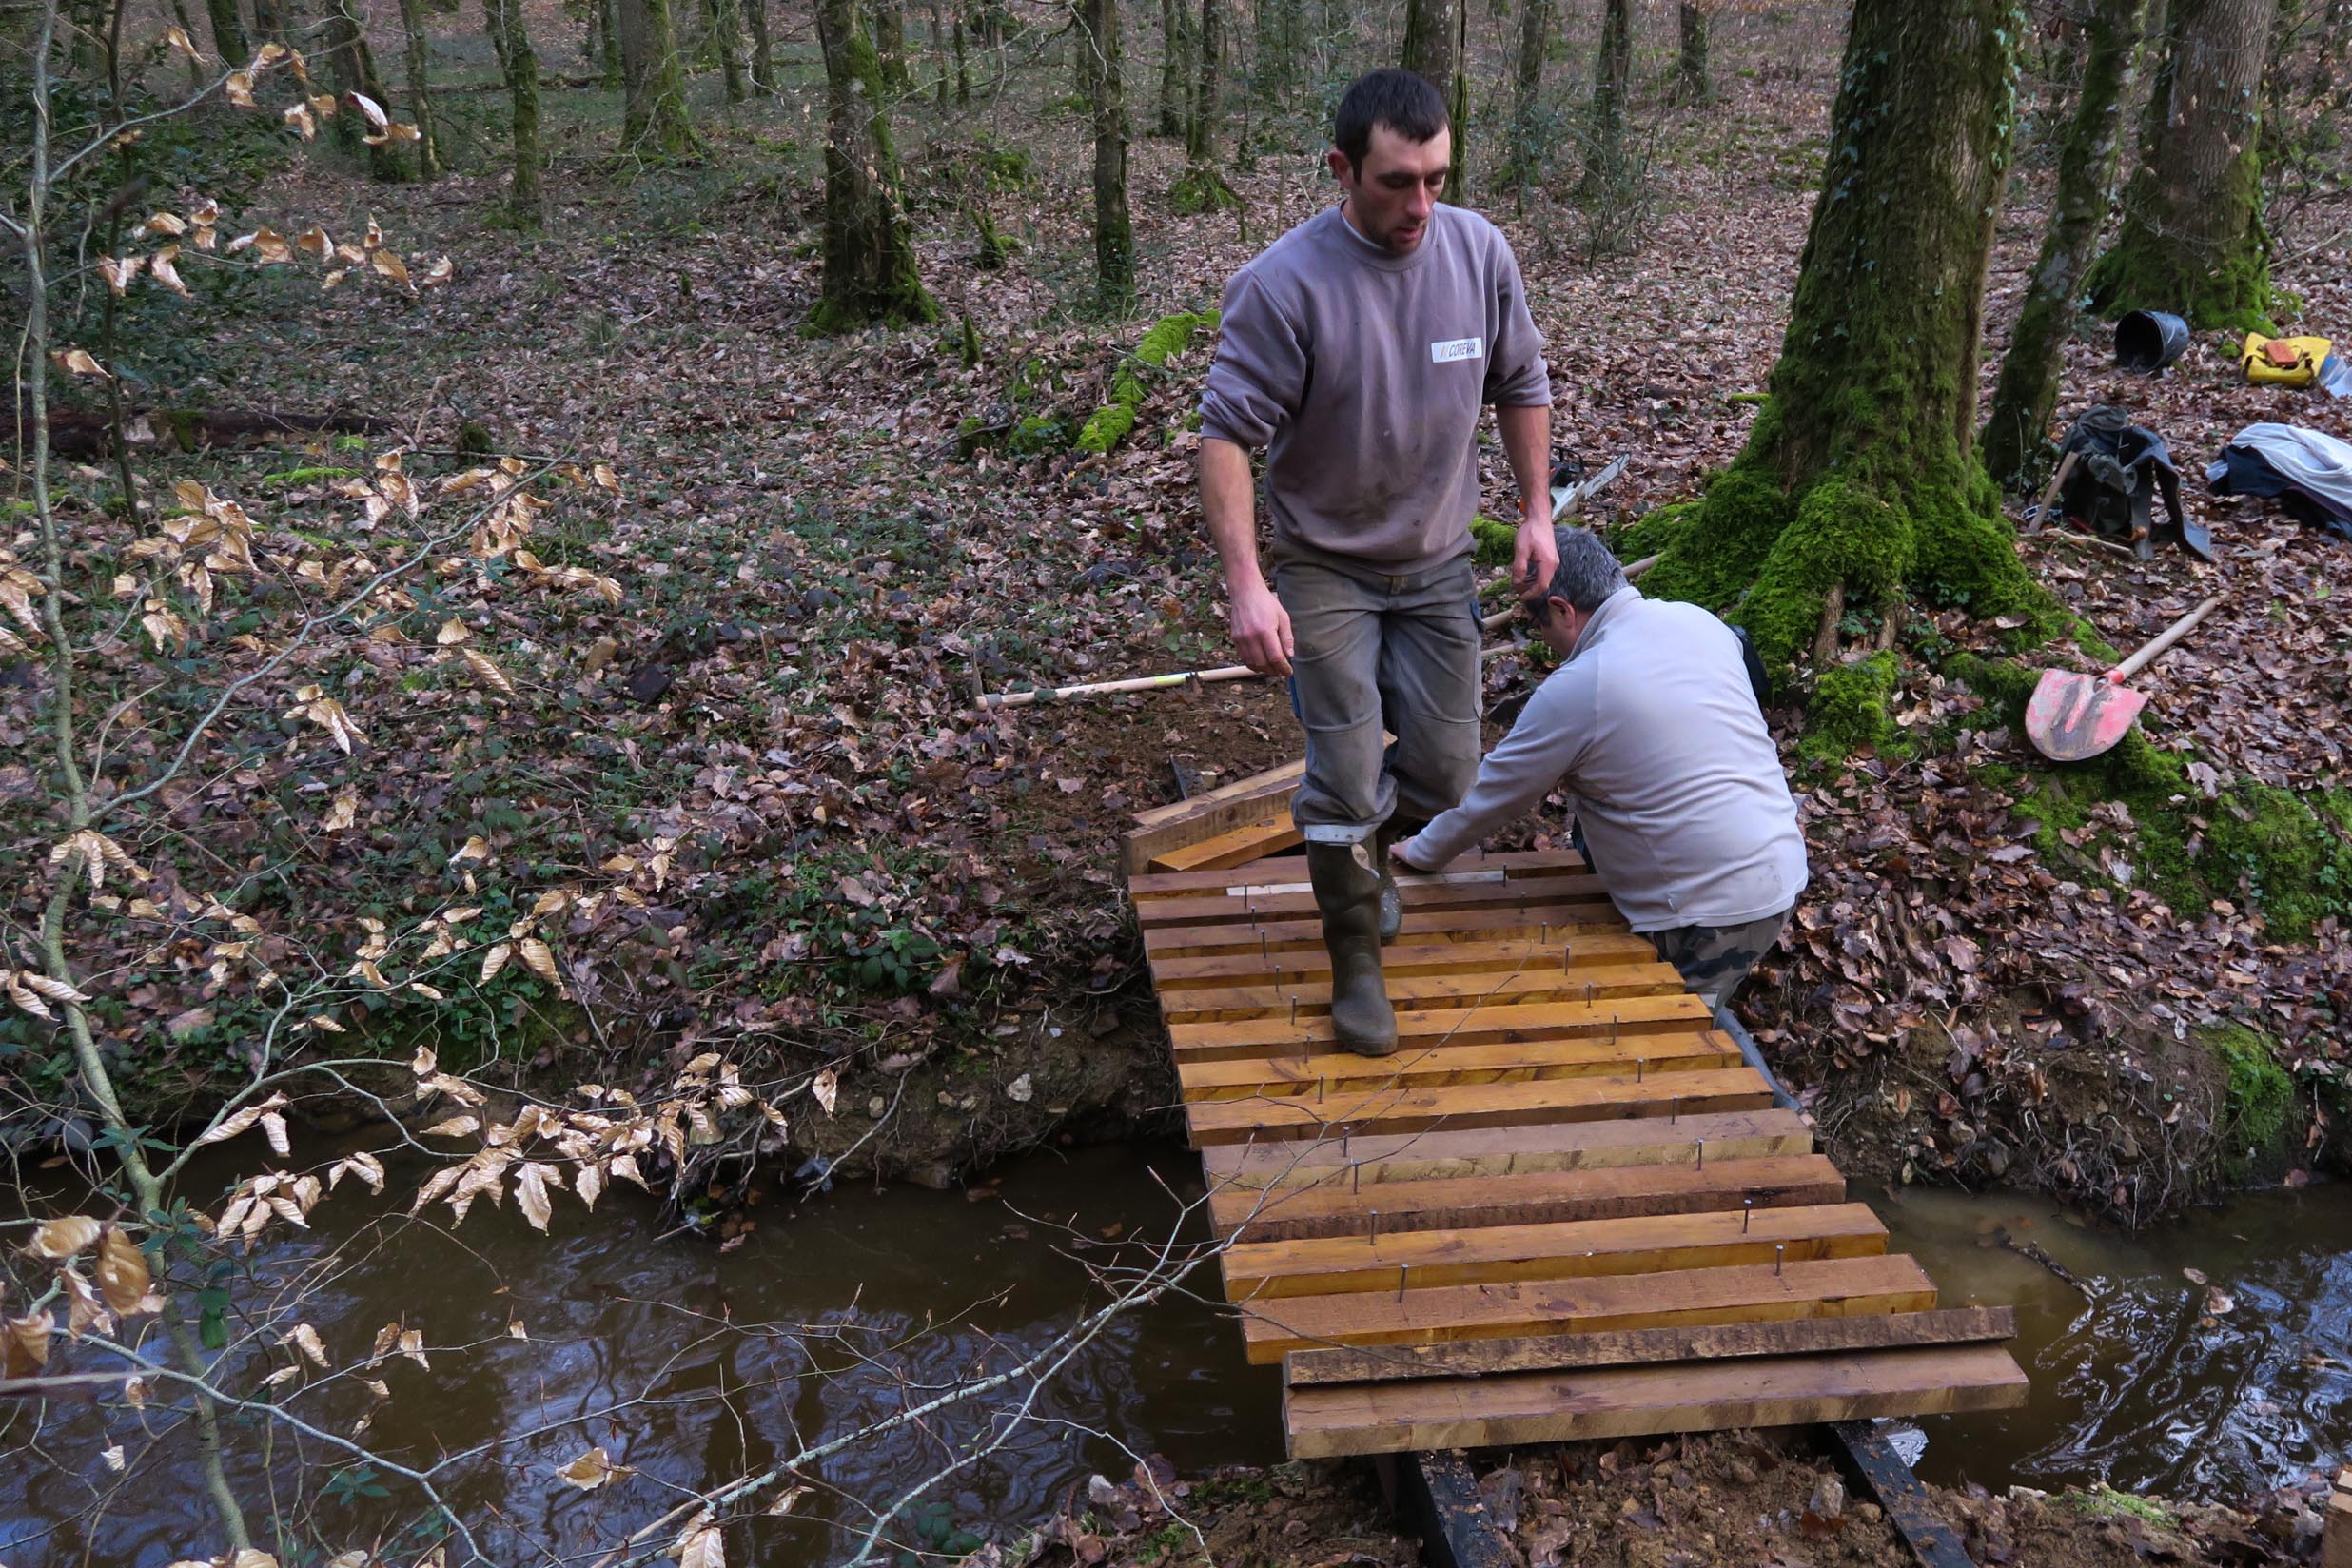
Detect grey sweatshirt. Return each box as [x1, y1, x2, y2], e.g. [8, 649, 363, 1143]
[1199, 203, 1552, 575]
[1404, 588, 1810, 932]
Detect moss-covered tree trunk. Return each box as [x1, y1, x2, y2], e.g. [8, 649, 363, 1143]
[1508, 0, 1553, 197]
[1400, 0, 1466, 199]
[1674, 1, 1711, 104]
[1186, 0, 1220, 157]
[1079, 0, 1134, 311]
[813, 0, 938, 328]
[619, 0, 701, 155]
[2084, 0, 2280, 330]
[1628, 0, 2045, 674]
[872, 0, 909, 87]
[324, 0, 407, 180]
[599, 0, 625, 85]
[1157, 0, 1189, 135]
[953, 7, 969, 102]
[250, 0, 286, 47]
[709, 0, 748, 100]
[205, 0, 248, 68]
[502, 0, 543, 221]
[1578, 0, 1631, 196]
[485, 0, 511, 71]
[746, 0, 774, 89]
[397, 0, 445, 178]
[1983, 0, 2146, 488]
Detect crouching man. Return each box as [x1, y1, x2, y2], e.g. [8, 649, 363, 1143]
[1394, 528, 1809, 1009]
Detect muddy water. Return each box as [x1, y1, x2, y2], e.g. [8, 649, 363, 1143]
[8, 1146, 2348, 1567]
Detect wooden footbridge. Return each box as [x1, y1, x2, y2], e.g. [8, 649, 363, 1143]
[1124, 764, 2028, 1465]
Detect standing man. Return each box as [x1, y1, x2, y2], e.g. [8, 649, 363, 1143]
[1198, 69, 1557, 1056]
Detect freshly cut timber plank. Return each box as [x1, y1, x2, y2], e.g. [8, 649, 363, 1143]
[1145, 903, 1629, 959]
[1282, 1343, 2031, 1458]
[1136, 872, 1608, 929]
[1211, 1153, 1845, 1241]
[1237, 1253, 1943, 1362]
[1221, 1203, 1889, 1299]
[1198, 1109, 1812, 1186]
[1147, 933, 1661, 990]
[1147, 813, 1303, 873]
[1177, 1029, 1741, 1101]
[1122, 759, 1304, 876]
[1186, 1068, 1776, 1145]
[1128, 849, 1587, 898]
[1283, 1306, 2015, 1386]
[1159, 963, 1688, 1025]
[1171, 992, 1717, 1060]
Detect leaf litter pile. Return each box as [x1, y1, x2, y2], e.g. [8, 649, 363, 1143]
[11, 10, 2347, 1222]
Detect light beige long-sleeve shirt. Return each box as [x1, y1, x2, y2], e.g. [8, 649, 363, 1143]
[1402, 587, 1809, 932]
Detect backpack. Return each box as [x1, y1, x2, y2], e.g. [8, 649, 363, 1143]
[2054, 405, 2215, 561]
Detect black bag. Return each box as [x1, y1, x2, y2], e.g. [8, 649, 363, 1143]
[2052, 406, 2216, 560]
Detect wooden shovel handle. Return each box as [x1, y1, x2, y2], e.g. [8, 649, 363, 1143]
[2112, 593, 2225, 681]
[2026, 450, 2077, 535]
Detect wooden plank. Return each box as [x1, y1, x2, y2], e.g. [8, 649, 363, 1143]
[1213, 1153, 1845, 1242]
[1283, 1343, 2031, 1458]
[1136, 872, 1608, 929]
[1237, 1253, 1944, 1362]
[1284, 1306, 2016, 1387]
[1186, 1068, 1775, 1145]
[1145, 903, 1629, 959]
[1159, 962, 1689, 1025]
[1396, 1450, 1516, 1568]
[1122, 759, 1304, 876]
[1200, 1107, 1816, 1189]
[1147, 814, 1303, 873]
[1178, 1029, 1742, 1102]
[1222, 1203, 1889, 1300]
[1148, 932, 1661, 990]
[1129, 849, 1586, 898]
[1171, 992, 1719, 1061]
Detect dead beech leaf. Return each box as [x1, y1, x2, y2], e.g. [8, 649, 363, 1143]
[28, 1216, 104, 1260]
[421, 1115, 480, 1138]
[4, 1310, 54, 1375]
[93, 1228, 152, 1314]
[557, 1444, 630, 1490]
[514, 1161, 555, 1232]
[479, 941, 514, 985]
[52, 347, 108, 378]
[461, 648, 515, 697]
[812, 1067, 839, 1117]
[674, 1511, 724, 1568]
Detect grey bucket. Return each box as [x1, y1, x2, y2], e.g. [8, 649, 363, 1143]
[2115, 309, 2190, 374]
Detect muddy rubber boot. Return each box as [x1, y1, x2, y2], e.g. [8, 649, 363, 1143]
[1371, 818, 1425, 946]
[1306, 841, 1398, 1056]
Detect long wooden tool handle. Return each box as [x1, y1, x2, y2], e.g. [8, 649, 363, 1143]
[979, 662, 1257, 709]
[2111, 593, 2225, 681]
[2026, 450, 2077, 535]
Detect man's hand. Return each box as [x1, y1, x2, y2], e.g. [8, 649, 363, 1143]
[1228, 578, 1295, 676]
[1513, 506, 1559, 598]
[1389, 834, 1441, 872]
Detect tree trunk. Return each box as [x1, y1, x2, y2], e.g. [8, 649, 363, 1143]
[250, 0, 285, 46]
[1983, 0, 2147, 487]
[1674, 1, 1711, 103]
[874, 0, 908, 86]
[953, 7, 969, 102]
[485, 0, 511, 71]
[1157, 0, 1189, 134]
[1629, 0, 2043, 675]
[1187, 0, 1220, 158]
[1509, 0, 1552, 193]
[619, 0, 701, 155]
[1080, 0, 1134, 311]
[502, 0, 543, 219]
[813, 0, 938, 328]
[712, 0, 747, 99]
[1401, 0, 1454, 87]
[205, 0, 248, 66]
[1579, 0, 1631, 194]
[931, 1, 945, 102]
[746, 0, 773, 88]
[397, 0, 446, 177]
[325, 0, 407, 179]
[2084, 0, 2281, 330]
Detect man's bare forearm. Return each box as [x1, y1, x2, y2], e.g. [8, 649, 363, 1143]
[1496, 404, 1552, 519]
[1198, 436, 1264, 591]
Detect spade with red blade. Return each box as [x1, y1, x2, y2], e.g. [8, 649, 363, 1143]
[2026, 593, 2224, 761]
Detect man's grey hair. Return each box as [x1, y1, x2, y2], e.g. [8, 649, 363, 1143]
[1543, 526, 1628, 612]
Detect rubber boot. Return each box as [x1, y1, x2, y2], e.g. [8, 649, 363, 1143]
[1306, 841, 1398, 1056]
[1371, 818, 1428, 946]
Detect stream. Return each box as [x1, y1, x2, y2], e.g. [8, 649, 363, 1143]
[5, 1143, 2348, 1566]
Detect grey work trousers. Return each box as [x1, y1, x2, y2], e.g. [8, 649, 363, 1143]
[1274, 553, 1482, 846]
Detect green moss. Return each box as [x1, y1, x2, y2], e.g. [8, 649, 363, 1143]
[1167, 163, 1241, 216]
[2061, 1485, 2175, 1527]
[1073, 402, 1137, 454]
[1802, 652, 1906, 765]
[2205, 1024, 2293, 1171]
[1008, 414, 1066, 456]
[1470, 515, 1518, 569]
[2200, 781, 2352, 939]
[1073, 310, 1217, 455]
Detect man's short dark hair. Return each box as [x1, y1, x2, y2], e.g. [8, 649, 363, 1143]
[1544, 526, 1629, 612]
[1333, 69, 1449, 173]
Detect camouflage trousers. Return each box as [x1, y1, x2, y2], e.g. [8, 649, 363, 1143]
[1648, 907, 1793, 1011]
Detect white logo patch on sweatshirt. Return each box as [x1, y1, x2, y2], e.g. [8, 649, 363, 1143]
[1429, 336, 1484, 363]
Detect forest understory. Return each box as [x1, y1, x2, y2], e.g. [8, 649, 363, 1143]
[10, 3, 2351, 1236]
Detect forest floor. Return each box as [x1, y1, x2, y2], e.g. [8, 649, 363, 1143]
[20, 10, 2352, 1218]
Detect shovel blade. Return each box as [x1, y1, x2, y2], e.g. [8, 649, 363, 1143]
[2026, 669, 2147, 761]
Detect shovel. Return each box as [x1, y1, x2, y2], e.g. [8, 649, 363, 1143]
[2025, 593, 2224, 761]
